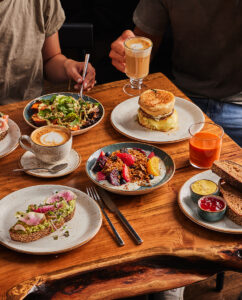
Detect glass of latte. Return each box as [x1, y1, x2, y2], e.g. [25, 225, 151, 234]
[123, 36, 153, 96]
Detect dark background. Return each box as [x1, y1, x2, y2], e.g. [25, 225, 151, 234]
[59, 0, 173, 84]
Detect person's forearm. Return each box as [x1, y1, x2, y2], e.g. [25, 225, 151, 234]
[44, 54, 69, 83]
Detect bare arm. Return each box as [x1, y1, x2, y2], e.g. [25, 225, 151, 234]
[42, 32, 95, 90]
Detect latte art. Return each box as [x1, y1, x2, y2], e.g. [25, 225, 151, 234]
[32, 127, 70, 147]
[130, 43, 144, 50]
[40, 131, 66, 146]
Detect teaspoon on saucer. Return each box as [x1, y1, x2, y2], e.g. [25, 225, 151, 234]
[13, 163, 68, 174]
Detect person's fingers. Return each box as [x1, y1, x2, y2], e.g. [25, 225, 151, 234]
[109, 49, 125, 63]
[67, 61, 95, 90]
[110, 39, 125, 57]
[121, 30, 136, 40]
[82, 64, 96, 89]
[68, 66, 83, 83]
[74, 78, 95, 91]
[109, 30, 135, 72]
[110, 30, 134, 56]
[112, 59, 125, 73]
[109, 42, 125, 72]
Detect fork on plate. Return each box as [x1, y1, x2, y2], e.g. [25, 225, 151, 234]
[86, 186, 125, 246]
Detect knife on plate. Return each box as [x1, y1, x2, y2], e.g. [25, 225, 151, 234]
[98, 188, 143, 245]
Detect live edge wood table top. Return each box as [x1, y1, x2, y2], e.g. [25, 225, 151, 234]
[0, 73, 241, 300]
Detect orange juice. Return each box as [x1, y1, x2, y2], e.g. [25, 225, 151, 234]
[189, 131, 222, 168]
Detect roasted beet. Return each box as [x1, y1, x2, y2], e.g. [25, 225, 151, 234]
[111, 155, 118, 162]
[93, 156, 108, 172]
[107, 169, 120, 186]
[133, 148, 147, 155]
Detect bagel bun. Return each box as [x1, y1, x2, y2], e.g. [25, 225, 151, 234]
[138, 89, 175, 117]
[138, 108, 178, 131]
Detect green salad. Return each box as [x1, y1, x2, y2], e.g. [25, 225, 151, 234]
[31, 94, 101, 131]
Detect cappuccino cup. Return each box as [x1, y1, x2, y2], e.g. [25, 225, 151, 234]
[19, 125, 72, 164]
[124, 36, 153, 79]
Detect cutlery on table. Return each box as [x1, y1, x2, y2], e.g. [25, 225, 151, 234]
[79, 53, 90, 100]
[13, 163, 68, 174]
[98, 188, 143, 245]
[86, 186, 125, 247]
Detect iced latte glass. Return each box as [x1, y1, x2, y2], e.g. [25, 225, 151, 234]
[123, 36, 153, 96]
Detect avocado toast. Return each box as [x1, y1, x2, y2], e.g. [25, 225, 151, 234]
[9, 190, 76, 243]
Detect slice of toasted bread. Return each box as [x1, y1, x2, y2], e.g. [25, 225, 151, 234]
[212, 160, 242, 191]
[9, 200, 76, 243]
[0, 129, 8, 141]
[220, 182, 242, 226]
[9, 225, 53, 243]
[9, 217, 65, 243]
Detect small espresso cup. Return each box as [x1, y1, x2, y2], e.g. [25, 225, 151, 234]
[19, 125, 72, 164]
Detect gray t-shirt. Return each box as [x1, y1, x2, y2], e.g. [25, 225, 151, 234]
[133, 0, 242, 102]
[0, 0, 65, 104]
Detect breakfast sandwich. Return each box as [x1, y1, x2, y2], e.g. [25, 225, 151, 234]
[137, 89, 178, 131]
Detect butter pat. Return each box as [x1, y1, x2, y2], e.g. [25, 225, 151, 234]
[190, 179, 219, 203]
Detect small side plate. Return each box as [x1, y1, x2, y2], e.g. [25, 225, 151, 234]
[0, 119, 21, 159]
[178, 170, 242, 234]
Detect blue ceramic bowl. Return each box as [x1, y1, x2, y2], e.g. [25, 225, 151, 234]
[85, 142, 175, 195]
[23, 92, 104, 136]
[198, 195, 227, 222]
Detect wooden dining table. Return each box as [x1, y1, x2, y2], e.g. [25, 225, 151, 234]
[0, 72, 241, 300]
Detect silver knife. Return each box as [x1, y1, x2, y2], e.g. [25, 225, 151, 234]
[98, 188, 143, 245]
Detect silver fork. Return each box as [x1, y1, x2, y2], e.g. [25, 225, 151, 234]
[79, 53, 90, 100]
[86, 186, 125, 246]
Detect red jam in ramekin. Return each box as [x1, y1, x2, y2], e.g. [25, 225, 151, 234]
[199, 196, 225, 211]
[198, 195, 227, 222]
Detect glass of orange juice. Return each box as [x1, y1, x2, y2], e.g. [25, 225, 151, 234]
[189, 122, 224, 169]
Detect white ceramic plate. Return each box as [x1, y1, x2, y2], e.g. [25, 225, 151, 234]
[0, 119, 21, 158]
[111, 96, 205, 143]
[19, 149, 81, 178]
[0, 185, 102, 254]
[178, 170, 242, 234]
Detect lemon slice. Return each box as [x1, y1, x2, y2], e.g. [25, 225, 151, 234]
[147, 156, 160, 176]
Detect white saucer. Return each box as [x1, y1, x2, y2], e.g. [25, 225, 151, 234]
[19, 149, 81, 178]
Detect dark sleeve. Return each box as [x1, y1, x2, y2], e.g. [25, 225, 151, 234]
[133, 0, 169, 36]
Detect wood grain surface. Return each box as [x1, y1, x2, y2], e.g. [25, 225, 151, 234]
[0, 73, 241, 300]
